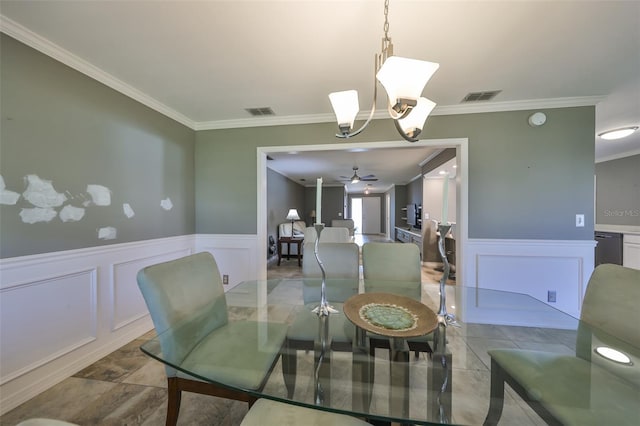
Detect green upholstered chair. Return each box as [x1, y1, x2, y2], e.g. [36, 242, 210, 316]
[241, 398, 371, 425]
[282, 242, 360, 397]
[484, 264, 640, 426]
[137, 252, 288, 426]
[361, 242, 433, 358]
[304, 226, 351, 243]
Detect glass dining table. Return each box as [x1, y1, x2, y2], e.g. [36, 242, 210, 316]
[139, 278, 633, 425]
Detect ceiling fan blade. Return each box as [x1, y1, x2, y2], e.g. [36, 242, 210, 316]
[361, 178, 378, 181]
[359, 174, 376, 179]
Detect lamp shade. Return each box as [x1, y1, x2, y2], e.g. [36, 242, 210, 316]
[329, 90, 360, 131]
[286, 209, 300, 221]
[376, 56, 439, 117]
[397, 97, 436, 138]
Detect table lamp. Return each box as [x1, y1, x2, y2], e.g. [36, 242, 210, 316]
[286, 208, 300, 236]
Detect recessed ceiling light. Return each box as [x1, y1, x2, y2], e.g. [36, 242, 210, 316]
[594, 346, 633, 365]
[598, 126, 638, 140]
[439, 170, 447, 175]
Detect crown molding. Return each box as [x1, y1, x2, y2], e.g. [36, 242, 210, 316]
[194, 113, 333, 131]
[0, 15, 195, 130]
[595, 147, 640, 163]
[197, 96, 606, 131]
[2, 14, 605, 133]
[431, 95, 605, 116]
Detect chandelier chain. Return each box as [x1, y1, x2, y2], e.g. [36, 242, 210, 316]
[383, 0, 390, 41]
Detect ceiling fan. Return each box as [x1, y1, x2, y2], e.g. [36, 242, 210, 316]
[339, 166, 378, 184]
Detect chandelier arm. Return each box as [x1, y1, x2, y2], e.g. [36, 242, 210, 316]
[393, 118, 420, 143]
[335, 101, 377, 139]
[336, 53, 381, 139]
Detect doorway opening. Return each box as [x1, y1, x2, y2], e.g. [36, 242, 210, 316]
[351, 198, 363, 235]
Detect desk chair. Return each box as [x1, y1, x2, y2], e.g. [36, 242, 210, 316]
[282, 242, 360, 397]
[137, 252, 288, 426]
[484, 264, 640, 426]
[361, 242, 434, 358]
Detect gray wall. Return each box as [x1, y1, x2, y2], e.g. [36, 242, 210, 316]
[305, 186, 345, 226]
[196, 106, 595, 240]
[595, 154, 640, 226]
[0, 35, 196, 258]
[266, 167, 305, 242]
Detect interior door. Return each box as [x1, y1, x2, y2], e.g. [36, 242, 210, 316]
[362, 197, 381, 234]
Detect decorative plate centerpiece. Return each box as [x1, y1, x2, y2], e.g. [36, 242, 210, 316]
[343, 293, 438, 338]
[359, 303, 417, 331]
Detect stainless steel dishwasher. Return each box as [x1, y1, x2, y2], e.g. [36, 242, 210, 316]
[595, 231, 623, 266]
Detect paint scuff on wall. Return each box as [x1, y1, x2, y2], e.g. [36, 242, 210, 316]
[19, 207, 57, 224]
[22, 175, 67, 208]
[86, 184, 111, 206]
[59, 205, 85, 222]
[98, 226, 117, 240]
[160, 197, 173, 211]
[0, 175, 21, 205]
[123, 203, 135, 218]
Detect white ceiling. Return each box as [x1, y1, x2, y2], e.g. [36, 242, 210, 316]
[1, 0, 639, 193]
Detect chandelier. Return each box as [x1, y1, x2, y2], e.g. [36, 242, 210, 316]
[328, 0, 439, 143]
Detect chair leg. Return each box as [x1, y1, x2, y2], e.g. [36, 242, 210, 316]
[483, 358, 505, 426]
[166, 377, 182, 426]
[281, 340, 297, 398]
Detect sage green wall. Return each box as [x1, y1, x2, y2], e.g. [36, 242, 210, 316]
[196, 107, 595, 240]
[0, 35, 196, 258]
[595, 154, 640, 226]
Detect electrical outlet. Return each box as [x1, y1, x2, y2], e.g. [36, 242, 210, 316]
[424, 212, 430, 220]
[547, 290, 556, 303]
[575, 214, 585, 227]
[223, 274, 229, 285]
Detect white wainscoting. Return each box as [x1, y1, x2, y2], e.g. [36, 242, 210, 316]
[0, 234, 258, 415]
[195, 234, 259, 291]
[459, 239, 596, 327]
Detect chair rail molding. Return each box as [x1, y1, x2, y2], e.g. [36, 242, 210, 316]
[460, 238, 596, 326]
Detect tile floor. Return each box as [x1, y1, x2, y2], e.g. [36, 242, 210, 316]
[1, 236, 567, 425]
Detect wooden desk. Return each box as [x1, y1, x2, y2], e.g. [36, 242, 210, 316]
[277, 237, 303, 266]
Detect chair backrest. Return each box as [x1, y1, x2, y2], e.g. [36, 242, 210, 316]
[362, 242, 421, 299]
[331, 219, 355, 236]
[304, 226, 351, 243]
[576, 264, 640, 385]
[362, 242, 421, 282]
[137, 252, 228, 376]
[302, 242, 360, 303]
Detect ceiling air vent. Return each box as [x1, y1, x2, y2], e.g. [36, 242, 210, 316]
[461, 90, 501, 102]
[245, 107, 275, 116]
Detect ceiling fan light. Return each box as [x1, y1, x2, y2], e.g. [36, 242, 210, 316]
[329, 90, 360, 134]
[397, 97, 436, 138]
[376, 56, 439, 116]
[598, 126, 638, 140]
[351, 174, 360, 184]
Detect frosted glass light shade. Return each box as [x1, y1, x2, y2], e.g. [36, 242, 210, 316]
[329, 90, 360, 130]
[598, 126, 638, 140]
[397, 97, 436, 138]
[286, 209, 300, 221]
[376, 56, 439, 113]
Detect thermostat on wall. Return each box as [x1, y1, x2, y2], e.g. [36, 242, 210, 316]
[528, 112, 547, 127]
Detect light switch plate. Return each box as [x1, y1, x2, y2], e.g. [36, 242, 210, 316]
[576, 214, 585, 227]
